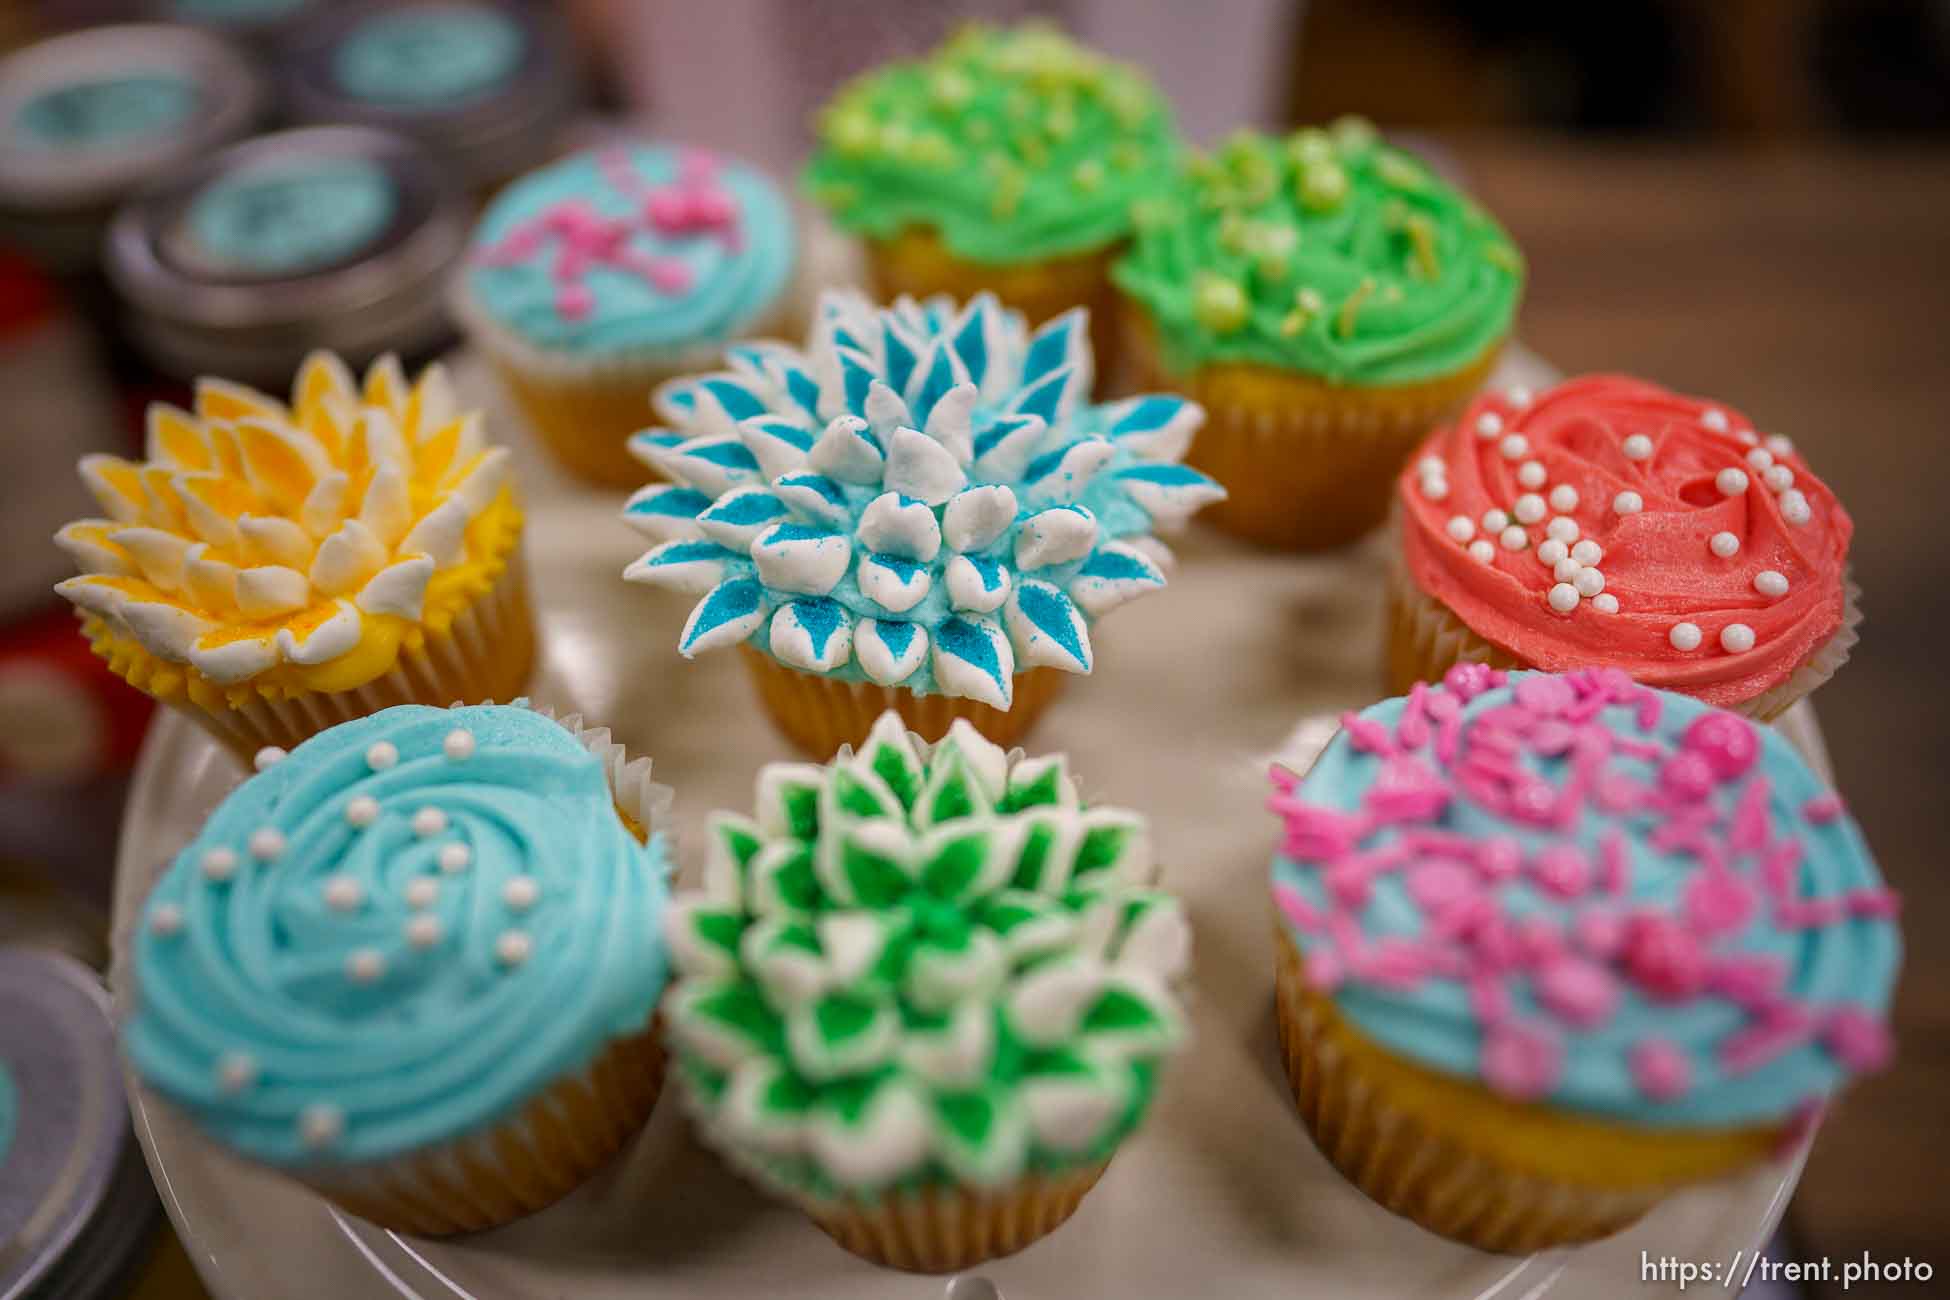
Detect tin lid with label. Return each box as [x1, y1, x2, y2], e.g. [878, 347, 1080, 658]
[103, 124, 467, 383]
[0, 947, 160, 1300]
[281, 0, 577, 188]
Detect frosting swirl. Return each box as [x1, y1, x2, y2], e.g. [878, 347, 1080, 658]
[1112, 119, 1523, 385]
[1270, 668, 1899, 1127]
[464, 144, 794, 355]
[664, 711, 1188, 1195]
[804, 22, 1178, 265]
[127, 703, 671, 1166]
[1400, 375, 1853, 707]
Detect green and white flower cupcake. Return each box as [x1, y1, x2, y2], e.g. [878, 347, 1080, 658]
[661, 711, 1190, 1273]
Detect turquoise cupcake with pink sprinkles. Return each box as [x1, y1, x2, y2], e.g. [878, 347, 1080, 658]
[1267, 666, 1899, 1253]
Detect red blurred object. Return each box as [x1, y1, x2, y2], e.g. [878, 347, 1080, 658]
[0, 602, 153, 780]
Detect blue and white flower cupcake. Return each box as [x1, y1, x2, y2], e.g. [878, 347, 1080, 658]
[621, 289, 1224, 756]
[122, 701, 673, 1235]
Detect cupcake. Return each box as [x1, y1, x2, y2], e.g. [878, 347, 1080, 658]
[452, 143, 797, 487]
[804, 22, 1178, 370]
[663, 711, 1190, 1272]
[123, 701, 673, 1236]
[1113, 120, 1524, 550]
[1267, 667, 1900, 1253]
[53, 351, 531, 764]
[619, 289, 1223, 757]
[1390, 375, 1858, 720]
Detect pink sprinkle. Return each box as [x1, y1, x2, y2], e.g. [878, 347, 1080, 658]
[1574, 906, 1625, 956]
[1776, 896, 1847, 929]
[1629, 1038, 1693, 1101]
[1760, 839, 1803, 905]
[1600, 830, 1632, 894]
[1720, 1006, 1813, 1076]
[1366, 756, 1450, 823]
[1847, 888, 1901, 920]
[1469, 972, 1509, 1023]
[1268, 765, 1299, 795]
[1595, 775, 1642, 814]
[555, 283, 594, 319]
[1683, 712, 1761, 780]
[1820, 1007, 1893, 1073]
[1802, 793, 1845, 824]
[1476, 836, 1523, 882]
[1325, 861, 1371, 908]
[1658, 751, 1716, 802]
[1357, 938, 1427, 989]
[1622, 914, 1709, 1001]
[1682, 869, 1758, 936]
[1729, 776, 1774, 857]
[1634, 688, 1664, 731]
[1533, 844, 1592, 899]
[1537, 957, 1620, 1027]
[1528, 720, 1576, 756]
[1273, 884, 1325, 932]
[1277, 803, 1365, 861]
[1406, 861, 1477, 910]
[1707, 953, 1788, 1008]
[1343, 712, 1396, 756]
[1514, 673, 1575, 716]
[1475, 916, 1522, 971]
[1507, 775, 1559, 825]
[1481, 1020, 1564, 1101]
[1442, 662, 1502, 700]
[1302, 946, 1345, 992]
[646, 257, 694, 294]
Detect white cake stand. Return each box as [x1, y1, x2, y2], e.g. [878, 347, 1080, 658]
[110, 346, 1825, 1299]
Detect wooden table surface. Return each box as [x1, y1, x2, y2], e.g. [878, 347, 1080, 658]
[1455, 136, 1950, 1292]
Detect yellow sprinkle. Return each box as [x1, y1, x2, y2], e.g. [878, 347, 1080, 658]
[1071, 158, 1105, 192]
[1404, 214, 1441, 280]
[1336, 278, 1376, 339]
[1484, 243, 1524, 273]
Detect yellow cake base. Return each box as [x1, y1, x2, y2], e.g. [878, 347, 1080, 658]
[490, 359, 672, 489]
[1273, 928, 1776, 1253]
[1124, 308, 1498, 551]
[738, 644, 1065, 759]
[805, 1160, 1108, 1273]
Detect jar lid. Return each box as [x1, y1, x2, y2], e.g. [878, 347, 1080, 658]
[0, 948, 160, 1300]
[103, 124, 467, 382]
[0, 24, 264, 215]
[281, 0, 577, 188]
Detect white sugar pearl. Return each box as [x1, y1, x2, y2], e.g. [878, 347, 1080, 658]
[1546, 516, 1580, 543]
[1614, 490, 1643, 514]
[1445, 515, 1475, 543]
[1592, 593, 1620, 614]
[1468, 539, 1496, 564]
[1574, 567, 1606, 597]
[1738, 430, 1760, 445]
[1755, 570, 1790, 598]
[1780, 490, 1812, 525]
[1517, 460, 1546, 489]
[249, 828, 284, 862]
[405, 877, 439, 908]
[443, 728, 476, 761]
[1537, 538, 1569, 566]
[1710, 531, 1740, 558]
[438, 842, 472, 874]
[1475, 411, 1504, 439]
[1765, 434, 1794, 456]
[253, 746, 286, 772]
[1622, 434, 1654, 461]
[1499, 524, 1528, 550]
[1513, 493, 1546, 524]
[1570, 539, 1602, 565]
[1746, 448, 1775, 471]
[1548, 484, 1579, 512]
[323, 875, 364, 912]
[346, 949, 384, 983]
[1418, 456, 1445, 477]
[496, 930, 533, 967]
[1716, 467, 1749, 497]
[1499, 434, 1529, 460]
[200, 848, 238, 882]
[1669, 622, 1703, 651]
[412, 807, 447, 837]
[345, 795, 379, 828]
[365, 741, 397, 771]
[1506, 386, 1533, 408]
[406, 915, 443, 949]
[1764, 464, 1794, 493]
[149, 903, 184, 936]
[503, 876, 540, 911]
[1701, 408, 1729, 432]
[1554, 557, 1583, 582]
[299, 1104, 343, 1150]
[1482, 508, 1510, 532]
[215, 1052, 257, 1095]
[1721, 623, 1757, 653]
[1419, 474, 1449, 501]
[1547, 583, 1580, 613]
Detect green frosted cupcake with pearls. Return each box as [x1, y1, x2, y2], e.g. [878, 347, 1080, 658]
[661, 710, 1190, 1273]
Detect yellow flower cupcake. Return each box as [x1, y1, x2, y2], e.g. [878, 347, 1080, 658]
[1114, 120, 1524, 550]
[54, 352, 530, 763]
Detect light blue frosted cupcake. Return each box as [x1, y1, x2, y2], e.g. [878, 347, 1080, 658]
[451, 142, 799, 485]
[123, 701, 673, 1235]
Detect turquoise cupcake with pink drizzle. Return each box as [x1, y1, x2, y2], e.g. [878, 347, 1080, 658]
[1267, 666, 1899, 1253]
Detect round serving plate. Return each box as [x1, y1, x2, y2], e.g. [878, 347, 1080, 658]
[110, 346, 1825, 1300]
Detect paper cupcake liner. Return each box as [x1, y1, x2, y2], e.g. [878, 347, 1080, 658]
[1122, 306, 1499, 550]
[1385, 555, 1862, 722]
[522, 700, 675, 843]
[737, 644, 1067, 759]
[865, 226, 1124, 379]
[1272, 929, 1773, 1253]
[801, 1161, 1109, 1273]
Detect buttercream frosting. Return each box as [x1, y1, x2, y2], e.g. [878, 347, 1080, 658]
[804, 22, 1177, 265]
[664, 711, 1188, 1195]
[1270, 667, 1899, 1127]
[620, 289, 1223, 707]
[1400, 375, 1853, 707]
[127, 702, 671, 1166]
[54, 351, 520, 703]
[1112, 119, 1523, 385]
[464, 144, 794, 355]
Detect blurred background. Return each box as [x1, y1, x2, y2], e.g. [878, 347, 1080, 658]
[0, 1, 1944, 1296]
